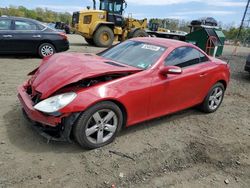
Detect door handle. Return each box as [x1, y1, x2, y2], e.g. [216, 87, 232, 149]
[3, 35, 12, 38]
[32, 35, 41, 38]
[200, 73, 208, 77]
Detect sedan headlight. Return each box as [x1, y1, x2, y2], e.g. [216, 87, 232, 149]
[34, 92, 77, 113]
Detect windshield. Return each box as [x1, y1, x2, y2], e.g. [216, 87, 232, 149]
[99, 40, 166, 69]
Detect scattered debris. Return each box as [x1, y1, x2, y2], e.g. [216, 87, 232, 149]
[235, 177, 239, 182]
[5, 151, 12, 155]
[109, 150, 135, 161]
[119, 172, 124, 178]
[104, 181, 109, 185]
[224, 179, 229, 184]
[94, 171, 99, 175]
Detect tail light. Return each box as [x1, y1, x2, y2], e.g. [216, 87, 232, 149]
[59, 32, 68, 40]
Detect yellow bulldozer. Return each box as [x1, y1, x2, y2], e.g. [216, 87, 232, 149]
[72, 0, 148, 47]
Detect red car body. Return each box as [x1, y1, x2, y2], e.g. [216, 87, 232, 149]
[18, 38, 230, 142]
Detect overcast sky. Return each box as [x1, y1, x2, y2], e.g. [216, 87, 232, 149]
[0, 0, 248, 26]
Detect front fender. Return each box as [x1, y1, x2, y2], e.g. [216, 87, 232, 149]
[59, 85, 124, 114]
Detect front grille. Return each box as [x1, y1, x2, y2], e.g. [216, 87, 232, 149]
[25, 85, 41, 105]
[26, 85, 32, 95]
[31, 94, 41, 105]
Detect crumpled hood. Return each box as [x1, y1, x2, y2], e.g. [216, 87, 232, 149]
[30, 53, 140, 99]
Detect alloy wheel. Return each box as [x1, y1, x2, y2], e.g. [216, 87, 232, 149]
[85, 109, 118, 144]
[41, 45, 54, 57]
[208, 87, 223, 110]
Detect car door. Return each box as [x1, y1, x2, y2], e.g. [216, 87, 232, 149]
[149, 46, 212, 117]
[0, 18, 15, 53]
[12, 19, 43, 53]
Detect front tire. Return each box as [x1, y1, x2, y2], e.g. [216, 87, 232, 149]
[200, 83, 225, 113]
[93, 26, 114, 47]
[38, 43, 56, 58]
[73, 101, 123, 149]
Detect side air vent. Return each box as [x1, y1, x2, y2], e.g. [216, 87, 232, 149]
[104, 61, 126, 67]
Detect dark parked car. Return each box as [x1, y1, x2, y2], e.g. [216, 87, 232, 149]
[245, 54, 250, 73]
[0, 16, 69, 57]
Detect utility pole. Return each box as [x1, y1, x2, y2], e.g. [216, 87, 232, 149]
[236, 0, 250, 40]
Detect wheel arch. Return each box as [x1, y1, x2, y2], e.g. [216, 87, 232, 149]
[217, 80, 227, 89]
[92, 23, 115, 36]
[107, 99, 128, 129]
[82, 98, 128, 128]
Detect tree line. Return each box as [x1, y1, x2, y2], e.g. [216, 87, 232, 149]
[0, 6, 72, 24]
[0, 6, 249, 43]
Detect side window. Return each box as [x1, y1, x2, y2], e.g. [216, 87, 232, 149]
[114, 2, 122, 13]
[0, 19, 12, 30]
[15, 20, 38, 30]
[108, 3, 113, 12]
[165, 47, 202, 68]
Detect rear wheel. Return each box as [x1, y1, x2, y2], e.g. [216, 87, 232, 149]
[200, 83, 225, 113]
[73, 101, 123, 149]
[93, 26, 114, 47]
[84, 38, 95, 45]
[131, 29, 148, 38]
[38, 43, 56, 58]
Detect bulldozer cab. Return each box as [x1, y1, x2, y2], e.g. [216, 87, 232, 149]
[99, 0, 126, 15]
[99, 0, 126, 27]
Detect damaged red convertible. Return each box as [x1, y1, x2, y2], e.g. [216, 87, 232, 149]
[18, 38, 230, 149]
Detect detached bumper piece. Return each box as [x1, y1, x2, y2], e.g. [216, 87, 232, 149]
[18, 85, 80, 143]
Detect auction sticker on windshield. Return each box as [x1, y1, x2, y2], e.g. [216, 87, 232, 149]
[141, 44, 161, 51]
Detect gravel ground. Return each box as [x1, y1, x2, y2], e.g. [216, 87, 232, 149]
[0, 35, 249, 188]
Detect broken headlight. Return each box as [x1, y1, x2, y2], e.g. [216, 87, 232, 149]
[34, 92, 77, 114]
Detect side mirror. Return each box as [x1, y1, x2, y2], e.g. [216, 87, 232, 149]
[159, 66, 182, 75]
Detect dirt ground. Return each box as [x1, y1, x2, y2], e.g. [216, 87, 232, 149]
[0, 35, 249, 188]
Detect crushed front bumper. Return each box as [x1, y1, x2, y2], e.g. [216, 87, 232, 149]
[18, 85, 62, 126]
[18, 85, 80, 142]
